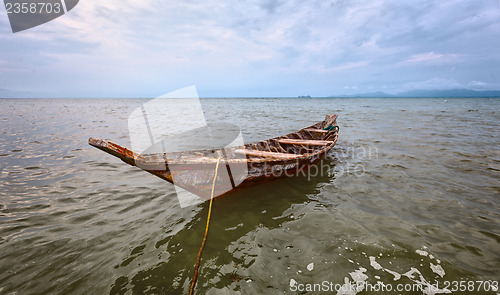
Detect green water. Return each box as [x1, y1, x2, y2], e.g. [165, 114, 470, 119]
[0, 98, 499, 294]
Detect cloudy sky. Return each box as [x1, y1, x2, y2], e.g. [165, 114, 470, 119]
[1, 0, 499, 97]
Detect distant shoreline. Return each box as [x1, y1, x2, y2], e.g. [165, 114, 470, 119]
[1, 96, 500, 99]
[2, 88, 500, 100]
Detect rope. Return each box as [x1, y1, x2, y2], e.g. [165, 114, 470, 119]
[323, 125, 339, 133]
[323, 125, 339, 137]
[189, 157, 223, 295]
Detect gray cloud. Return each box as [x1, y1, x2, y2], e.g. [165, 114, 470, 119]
[258, 0, 285, 14]
[0, 0, 499, 97]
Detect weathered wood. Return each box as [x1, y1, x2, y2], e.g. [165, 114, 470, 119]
[303, 128, 329, 133]
[277, 139, 334, 146]
[271, 139, 287, 153]
[235, 149, 302, 159]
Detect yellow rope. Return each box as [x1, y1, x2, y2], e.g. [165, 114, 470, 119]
[189, 157, 222, 295]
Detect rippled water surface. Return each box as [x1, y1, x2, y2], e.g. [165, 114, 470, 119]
[0, 98, 499, 294]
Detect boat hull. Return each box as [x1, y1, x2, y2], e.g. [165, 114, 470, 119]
[89, 114, 339, 199]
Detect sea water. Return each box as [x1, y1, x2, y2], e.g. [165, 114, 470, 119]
[0, 98, 499, 294]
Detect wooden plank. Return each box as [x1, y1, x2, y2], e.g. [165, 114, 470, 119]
[278, 139, 334, 146]
[235, 149, 302, 159]
[303, 128, 328, 133]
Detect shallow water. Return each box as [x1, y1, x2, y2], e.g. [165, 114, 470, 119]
[0, 98, 499, 294]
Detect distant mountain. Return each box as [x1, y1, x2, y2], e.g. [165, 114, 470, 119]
[397, 89, 500, 98]
[329, 89, 500, 98]
[329, 91, 394, 98]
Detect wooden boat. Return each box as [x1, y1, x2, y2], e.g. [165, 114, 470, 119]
[89, 114, 339, 199]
